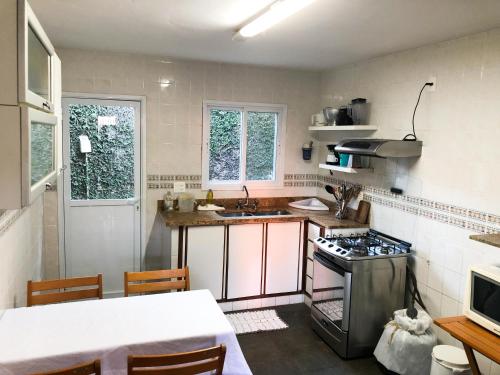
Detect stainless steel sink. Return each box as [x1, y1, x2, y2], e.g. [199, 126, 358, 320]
[253, 210, 291, 216]
[217, 212, 255, 218]
[217, 210, 292, 218]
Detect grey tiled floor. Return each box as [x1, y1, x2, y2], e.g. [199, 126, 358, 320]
[236, 303, 386, 375]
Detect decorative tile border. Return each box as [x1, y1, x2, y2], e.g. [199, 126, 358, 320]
[147, 174, 201, 182]
[145, 172, 498, 234]
[0, 208, 26, 237]
[146, 174, 319, 190]
[363, 192, 499, 235]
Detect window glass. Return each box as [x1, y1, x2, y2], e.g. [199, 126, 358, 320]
[204, 103, 284, 189]
[28, 25, 50, 100]
[31, 122, 54, 186]
[208, 109, 242, 182]
[68, 104, 135, 200]
[246, 111, 278, 181]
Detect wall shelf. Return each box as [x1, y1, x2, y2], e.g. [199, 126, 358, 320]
[309, 125, 377, 131]
[319, 164, 373, 174]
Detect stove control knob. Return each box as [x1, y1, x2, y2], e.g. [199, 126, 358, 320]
[328, 244, 334, 248]
[340, 251, 347, 255]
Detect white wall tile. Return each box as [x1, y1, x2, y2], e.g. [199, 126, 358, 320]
[0, 196, 44, 309]
[232, 300, 249, 311]
[320, 34, 500, 375]
[276, 295, 290, 306]
[218, 302, 233, 312]
[441, 269, 461, 301]
[246, 298, 262, 309]
[58, 48, 322, 244]
[290, 294, 305, 304]
[261, 297, 276, 307]
[427, 264, 444, 293]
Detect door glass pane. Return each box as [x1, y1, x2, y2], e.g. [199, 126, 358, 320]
[246, 111, 277, 181]
[31, 122, 54, 185]
[28, 25, 50, 100]
[68, 104, 135, 200]
[208, 108, 242, 182]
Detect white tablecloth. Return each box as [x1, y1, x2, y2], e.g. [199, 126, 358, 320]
[0, 290, 251, 375]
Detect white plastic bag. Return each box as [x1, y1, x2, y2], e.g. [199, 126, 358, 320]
[374, 309, 437, 375]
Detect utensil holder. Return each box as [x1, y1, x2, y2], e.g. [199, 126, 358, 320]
[335, 201, 349, 219]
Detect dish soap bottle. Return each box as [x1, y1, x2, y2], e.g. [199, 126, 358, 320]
[206, 189, 214, 205]
[163, 191, 174, 211]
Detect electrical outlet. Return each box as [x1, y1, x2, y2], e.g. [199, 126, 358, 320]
[427, 76, 437, 92]
[173, 181, 186, 193]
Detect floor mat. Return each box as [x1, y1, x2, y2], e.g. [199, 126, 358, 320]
[226, 309, 289, 335]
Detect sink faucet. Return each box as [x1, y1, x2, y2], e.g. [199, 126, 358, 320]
[237, 185, 258, 210]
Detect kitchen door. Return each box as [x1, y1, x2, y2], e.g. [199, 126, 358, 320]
[62, 97, 141, 297]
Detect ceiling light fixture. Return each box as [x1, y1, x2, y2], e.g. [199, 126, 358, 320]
[235, 0, 315, 39]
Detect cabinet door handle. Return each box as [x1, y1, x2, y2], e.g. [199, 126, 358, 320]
[43, 102, 50, 110]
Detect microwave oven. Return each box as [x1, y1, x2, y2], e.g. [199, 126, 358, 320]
[463, 265, 500, 335]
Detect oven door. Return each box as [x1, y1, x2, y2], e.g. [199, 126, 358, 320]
[312, 250, 352, 331]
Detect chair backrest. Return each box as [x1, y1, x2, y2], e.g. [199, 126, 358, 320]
[127, 344, 226, 375]
[124, 267, 190, 297]
[27, 274, 103, 307]
[32, 359, 101, 375]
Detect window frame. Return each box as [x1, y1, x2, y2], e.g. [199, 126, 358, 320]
[202, 100, 287, 191]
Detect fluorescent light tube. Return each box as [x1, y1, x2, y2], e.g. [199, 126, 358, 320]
[237, 0, 315, 38]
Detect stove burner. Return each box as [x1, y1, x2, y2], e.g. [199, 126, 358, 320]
[350, 246, 368, 256]
[378, 246, 390, 255]
[316, 229, 411, 260]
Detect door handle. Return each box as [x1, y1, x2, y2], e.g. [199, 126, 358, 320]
[127, 197, 140, 206]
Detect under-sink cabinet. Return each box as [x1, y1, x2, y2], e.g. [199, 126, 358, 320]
[227, 224, 264, 299]
[178, 221, 305, 301]
[265, 221, 302, 294]
[185, 226, 225, 300]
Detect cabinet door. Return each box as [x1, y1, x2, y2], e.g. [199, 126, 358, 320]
[265, 221, 302, 294]
[0, 106, 22, 208]
[186, 226, 225, 300]
[227, 224, 263, 299]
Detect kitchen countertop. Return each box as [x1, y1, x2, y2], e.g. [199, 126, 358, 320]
[469, 233, 500, 248]
[159, 203, 369, 229]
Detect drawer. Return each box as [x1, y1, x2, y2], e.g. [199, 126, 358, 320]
[307, 223, 322, 240]
[307, 241, 314, 259]
[306, 258, 313, 277]
[305, 276, 313, 296]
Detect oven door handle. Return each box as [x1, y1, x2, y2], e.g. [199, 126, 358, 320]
[314, 251, 346, 276]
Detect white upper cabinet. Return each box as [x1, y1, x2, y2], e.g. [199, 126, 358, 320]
[0, 0, 60, 208]
[0, 0, 57, 112]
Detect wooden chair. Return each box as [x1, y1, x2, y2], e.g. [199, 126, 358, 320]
[27, 274, 103, 307]
[127, 345, 226, 375]
[124, 267, 190, 297]
[32, 359, 101, 375]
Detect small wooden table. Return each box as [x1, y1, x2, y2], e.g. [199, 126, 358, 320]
[434, 316, 500, 375]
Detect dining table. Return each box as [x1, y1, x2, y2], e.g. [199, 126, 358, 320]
[0, 289, 252, 374]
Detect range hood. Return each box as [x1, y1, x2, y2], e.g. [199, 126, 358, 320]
[335, 139, 422, 158]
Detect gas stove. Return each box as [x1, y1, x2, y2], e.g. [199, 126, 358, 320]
[314, 229, 412, 260]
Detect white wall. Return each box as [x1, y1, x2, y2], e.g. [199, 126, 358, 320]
[318, 29, 500, 374]
[0, 196, 44, 310]
[57, 48, 322, 241]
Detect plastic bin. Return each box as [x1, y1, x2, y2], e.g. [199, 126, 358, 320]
[430, 345, 471, 375]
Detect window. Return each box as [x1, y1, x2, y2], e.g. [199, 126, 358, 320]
[202, 101, 286, 190]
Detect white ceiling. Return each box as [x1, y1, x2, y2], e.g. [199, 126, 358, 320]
[30, 0, 500, 70]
